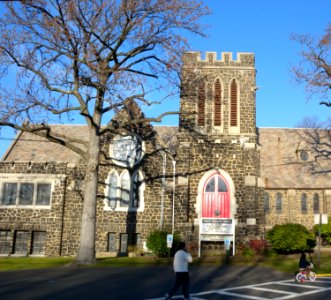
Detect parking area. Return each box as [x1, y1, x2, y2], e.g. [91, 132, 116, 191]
[146, 277, 331, 300]
[1, 265, 331, 300]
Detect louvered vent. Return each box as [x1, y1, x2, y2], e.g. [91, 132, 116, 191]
[214, 79, 221, 126]
[198, 83, 205, 126]
[230, 79, 237, 127]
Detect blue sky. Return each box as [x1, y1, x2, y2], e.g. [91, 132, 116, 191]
[1, 0, 330, 158]
[197, 0, 330, 128]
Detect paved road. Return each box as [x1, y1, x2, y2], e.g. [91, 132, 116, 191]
[0, 265, 330, 300]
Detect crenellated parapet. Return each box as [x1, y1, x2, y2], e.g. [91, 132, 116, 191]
[183, 51, 255, 67]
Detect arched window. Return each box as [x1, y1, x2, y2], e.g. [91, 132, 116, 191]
[120, 171, 130, 208]
[276, 193, 282, 213]
[108, 171, 119, 210]
[104, 169, 144, 211]
[214, 79, 222, 126]
[301, 193, 307, 214]
[131, 171, 141, 208]
[313, 193, 320, 213]
[264, 192, 270, 213]
[197, 81, 205, 126]
[230, 79, 238, 127]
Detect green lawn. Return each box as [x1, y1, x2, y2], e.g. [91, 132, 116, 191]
[1, 252, 331, 274]
[229, 252, 331, 275]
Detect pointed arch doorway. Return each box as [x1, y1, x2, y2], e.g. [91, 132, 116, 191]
[197, 170, 236, 256]
[202, 173, 230, 218]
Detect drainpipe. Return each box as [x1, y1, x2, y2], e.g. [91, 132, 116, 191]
[159, 150, 167, 228]
[172, 160, 176, 234]
[59, 163, 68, 256]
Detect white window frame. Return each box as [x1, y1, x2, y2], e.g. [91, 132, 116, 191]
[0, 174, 59, 209]
[104, 169, 145, 212]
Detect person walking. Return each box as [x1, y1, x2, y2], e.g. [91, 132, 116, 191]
[165, 241, 193, 300]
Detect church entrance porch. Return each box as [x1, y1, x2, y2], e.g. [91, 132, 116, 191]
[196, 170, 236, 256]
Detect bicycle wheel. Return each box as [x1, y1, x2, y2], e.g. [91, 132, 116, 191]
[296, 273, 304, 282]
[309, 272, 316, 281]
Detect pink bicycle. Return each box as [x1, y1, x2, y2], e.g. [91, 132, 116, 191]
[296, 268, 316, 282]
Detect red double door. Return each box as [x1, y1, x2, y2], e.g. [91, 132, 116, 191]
[202, 173, 230, 218]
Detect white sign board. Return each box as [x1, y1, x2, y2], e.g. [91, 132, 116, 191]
[198, 218, 235, 257]
[224, 239, 231, 250]
[200, 218, 234, 235]
[314, 214, 328, 225]
[166, 234, 173, 248]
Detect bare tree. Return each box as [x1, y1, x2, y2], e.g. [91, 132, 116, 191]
[291, 23, 331, 107]
[0, 0, 209, 264]
[296, 117, 331, 174]
[292, 24, 331, 173]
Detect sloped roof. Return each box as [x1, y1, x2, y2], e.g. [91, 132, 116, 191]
[2, 125, 87, 163]
[258, 128, 331, 189]
[2, 124, 178, 163]
[2, 126, 330, 189]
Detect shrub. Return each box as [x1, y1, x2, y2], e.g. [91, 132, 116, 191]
[242, 247, 254, 257]
[266, 223, 316, 254]
[146, 229, 181, 257]
[250, 240, 267, 254]
[313, 216, 331, 245]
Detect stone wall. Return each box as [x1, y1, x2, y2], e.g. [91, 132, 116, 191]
[265, 189, 331, 230]
[180, 51, 256, 135]
[0, 162, 68, 256]
[177, 51, 264, 244]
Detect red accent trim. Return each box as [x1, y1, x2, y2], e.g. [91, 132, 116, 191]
[202, 173, 230, 218]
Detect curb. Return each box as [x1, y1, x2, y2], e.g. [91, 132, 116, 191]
[317, 274, 331, 277]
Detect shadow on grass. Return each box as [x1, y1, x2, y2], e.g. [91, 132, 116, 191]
[2, 251, 331, 274]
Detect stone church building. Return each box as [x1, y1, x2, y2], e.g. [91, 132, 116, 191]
[0, 51, 330, 257]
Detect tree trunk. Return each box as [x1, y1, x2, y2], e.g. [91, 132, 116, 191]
[76, 130, 100, 264]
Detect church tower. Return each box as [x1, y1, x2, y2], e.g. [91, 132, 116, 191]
[175, 52, 265, 250]
[179, 51, 257, 135]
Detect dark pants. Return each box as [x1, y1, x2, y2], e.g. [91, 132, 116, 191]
[168, 272, 190, 298]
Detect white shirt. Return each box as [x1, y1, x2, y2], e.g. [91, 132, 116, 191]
[173, 249, 193, 272]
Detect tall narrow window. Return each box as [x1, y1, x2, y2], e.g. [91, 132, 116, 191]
[131, 172, 140, 208]
[197, 82, 205, 126]
[19, 183, 34, 205]
[2, 183, 17, 205]
[107, 233, 117, 252]
[120, 171, 130, 208]
[14, 231, 29, 255]
[264, 192, 270, 213]
[214, 79, 222, 126]
[301, 193, 307, 214]
[108, 172, 119, 210]
[276, 193, 282, 213]
[313, 193, 320, 213]
[230, 79, 238, 127]
[120, 233, 128, 254]
[36, 184, 51, 206]
[0, 231, 11, 255]
[31, 231, 46, 255]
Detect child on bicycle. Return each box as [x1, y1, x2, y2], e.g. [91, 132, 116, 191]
[299, 253, 311, 275]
